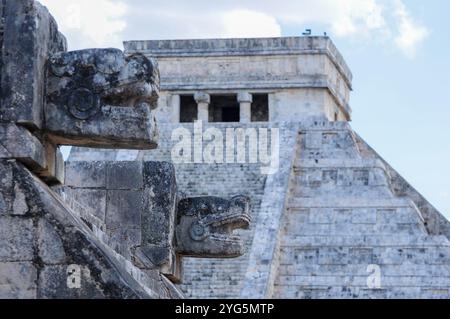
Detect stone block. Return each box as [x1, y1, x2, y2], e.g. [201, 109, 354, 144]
[0, 145, 11, 158]
[0, 0, 66, 128]
[0, 193, 9, 215]
[106, 190, 142, 230]
[348, 248, 376, 264]
[106, 227, 141, 259]
[65, 188, 107, 223]
[39, 141, 65, 184]
[433, 249, 450, 265]
[0, 164, 13, 215]
[0, 262, 37, 299]
[369, 167, 389, 186]
[55, 147, 65, 184]
[38, 265, 104, 299]
[141, 162, 177, 247]
[353, 169, 370, 186]
[351, 208, 377, 224]
[38, 219, 66, 265]
[293, 249, 319, 264]
[305, 132, 322, 149]
[106, 161, 143, 190]
[379, 248, 428, 265]
[0, 163, 13, 189]
[321, 132, 338, 145]
[0, 217, 34, 262]
[308, 208, 334, 224]
[0, 124, 46, 171]
[318, 247, 348, 265]
[133, 246, 174, 269]
[65, 161, 106, 188]
[10, 182, 29, 217]
[337, 168, 353, 186]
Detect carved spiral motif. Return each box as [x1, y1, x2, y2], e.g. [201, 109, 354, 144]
[190, 223, 208, 241]
[67, 88, 101, 120]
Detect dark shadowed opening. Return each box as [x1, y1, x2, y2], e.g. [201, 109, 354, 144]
[180, 95, 198, 123]
[209, 95, 240, 122]
[251, 94, 269, 122]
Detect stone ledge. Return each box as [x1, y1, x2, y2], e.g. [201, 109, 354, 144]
[124, 36, 353, 86]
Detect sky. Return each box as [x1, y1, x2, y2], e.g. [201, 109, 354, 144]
[39, 0, 450, 218]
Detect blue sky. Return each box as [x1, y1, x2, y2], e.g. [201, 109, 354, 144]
[327, 2, 450, 219]
[41, 0, 450, 218]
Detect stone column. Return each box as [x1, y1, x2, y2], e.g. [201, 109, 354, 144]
[238, 92, 253, 123]
[194, 92, 210, 122]
[170, 94, 181, 123]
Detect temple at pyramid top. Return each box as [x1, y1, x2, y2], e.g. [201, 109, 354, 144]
[124, 36, 352, 123]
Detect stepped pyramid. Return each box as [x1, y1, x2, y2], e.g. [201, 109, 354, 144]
[271, 121, 450, 298]
[68, 37, 450, 299]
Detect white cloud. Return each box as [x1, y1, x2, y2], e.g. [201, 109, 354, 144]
[261, 0, 387, 38]
[38, 0, 429, 58]
[393, 0, 429, 59]
[39, 0, 128, 50]
[219, 10, 281, 38]
[329, 0, 386, 37]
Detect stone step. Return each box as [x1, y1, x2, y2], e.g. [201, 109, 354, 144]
[274, 286, 449, 299]
[277, 263, 450, 277]
[278, 245, 450, 266]
[298, 129, 361, 159]
[275, 274, 450, 288]
[293, 186, 394, 199]
[292, 166, 391, 189]
[288, 197, 413, 208]
[278, 234, 449, 248]
[284, 206, 425, 226]
[294, 158, 386, 169]
[283, 222, 427, 237]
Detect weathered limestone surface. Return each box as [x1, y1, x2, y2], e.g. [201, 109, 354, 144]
[271, 121, 450, 299]
[69, 118, 450, 299]
[115, 36, 450, 298]
[0, 0, 66, 128]
[125, 37, 352, 123]
[69, 122, 290, 298]
[1, 0, 159, 183]
[45, 48, 159, 148]
[0, 159, 179, 299]
[354, 133, 450, 239]
[176, 196, 251, 258]
[60, 160, 252, 283]
[0, 0, 183, 299]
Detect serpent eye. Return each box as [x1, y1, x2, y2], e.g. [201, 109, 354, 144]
[189, 223, 208, 241]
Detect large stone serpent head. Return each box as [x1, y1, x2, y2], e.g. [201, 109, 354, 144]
[176, 196, 251, 258]
[45, 48, 160, 149]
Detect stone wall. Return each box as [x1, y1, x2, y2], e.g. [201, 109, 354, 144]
[68, 119, 450, 299]
[125, 37, 353, 123]
[65, 34, 450, 298]
[237, 122, 300, 298]
[160, 123, 296, 298]
[0, 159, 179, 299]
[0, 0, 5, 63]
[70, 122, 279, 298]
[272, 121, 450, 298]
[0, 0, 180, 299]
